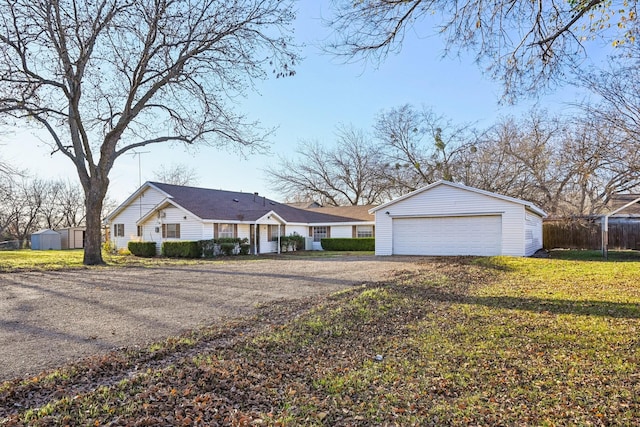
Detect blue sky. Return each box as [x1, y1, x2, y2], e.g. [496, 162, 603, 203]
[2, 1, 591, 204]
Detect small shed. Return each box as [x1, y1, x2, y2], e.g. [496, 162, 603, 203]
[58, 227, 86, 249]
[370, 181, 547, 257]
[31, 229, 62, 250]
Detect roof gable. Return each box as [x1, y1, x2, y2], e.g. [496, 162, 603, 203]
[105, 182, 171, 222]
[370, 180, 547, 217]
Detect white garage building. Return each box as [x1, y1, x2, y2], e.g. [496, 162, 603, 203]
[370, 181, 546, 257]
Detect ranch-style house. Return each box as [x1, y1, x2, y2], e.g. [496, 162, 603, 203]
[105, 182, 375, 254]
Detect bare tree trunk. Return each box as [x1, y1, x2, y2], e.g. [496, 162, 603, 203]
[83, 180, 107, 265]
[0, 0, 298, 266]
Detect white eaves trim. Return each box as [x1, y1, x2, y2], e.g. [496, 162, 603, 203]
[254, 211, 287, 224]
[369, 180, 547, 218]
[387, 211, 505, 219]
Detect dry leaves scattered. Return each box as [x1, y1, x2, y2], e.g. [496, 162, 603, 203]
[1, 257, 638, 426]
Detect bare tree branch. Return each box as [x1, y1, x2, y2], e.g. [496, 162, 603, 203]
[326, 0, 635, 100]
[0, 0, 299, 264]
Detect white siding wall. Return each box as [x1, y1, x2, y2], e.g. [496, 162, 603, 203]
[161, 207, 203, 240]
[138, 220, 160, 242]
[262, 241, 279, 253]
[330, 225, 352, 238]
[137, 206, 206, 252]
[374, 211, 394, 256]
[202, 224, 214, 240]
[377, 184, 529, 256]
[110, 187, 167, 251]
[524, 212, 544, 256]
[286, 225, 308, 237]
[237, 224, 251, 240]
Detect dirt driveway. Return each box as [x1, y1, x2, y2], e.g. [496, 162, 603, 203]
[0, 256, 423, 382]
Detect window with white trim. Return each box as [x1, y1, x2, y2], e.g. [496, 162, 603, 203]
[312, 226, 327, 242]
[356, 225, 373, 238]
[162, 223, 180, 239]
[268, 224, 281, 241]
[218, 223, 235, 238]
[114, 224, 124, 237]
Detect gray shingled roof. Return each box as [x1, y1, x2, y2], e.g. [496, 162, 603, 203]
[150, 182, 369, 223]
[302, 205, 375, 222]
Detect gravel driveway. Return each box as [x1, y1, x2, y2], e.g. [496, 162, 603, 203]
[0, 256, 422, 381]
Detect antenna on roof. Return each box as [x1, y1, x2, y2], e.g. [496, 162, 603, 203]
[126, 150, 151, 187]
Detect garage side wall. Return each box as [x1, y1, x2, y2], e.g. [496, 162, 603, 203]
[374, 211, 394, 255]
[375, 184, 528, 256]
[524, 211, 544, 256]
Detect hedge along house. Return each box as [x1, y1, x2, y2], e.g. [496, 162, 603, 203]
[370, 180, 546, 257]
[105, 182, 375, 254]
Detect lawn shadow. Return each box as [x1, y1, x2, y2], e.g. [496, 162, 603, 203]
[417, 285, 640, 319]
[466, 294, 640, 319]
[549, 249, 640, 262]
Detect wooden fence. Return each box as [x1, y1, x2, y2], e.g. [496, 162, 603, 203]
[543, 218, 640, 250]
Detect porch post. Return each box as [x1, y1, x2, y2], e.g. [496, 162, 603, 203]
[277, 223, 281, 254]
[602, 215, 609, 260]
[254, 223, 258, 255]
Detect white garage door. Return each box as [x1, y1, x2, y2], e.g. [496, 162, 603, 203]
[392, 215, 502, 256]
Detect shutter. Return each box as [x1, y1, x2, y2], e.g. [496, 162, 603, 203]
[176, 224, 181, 238]
[327, 227, 331, 238]
[162, 224, 166, 238]
[233, 224, 238, 238]
[214, 223, 218, 239]
[309, 227, 313, 237]
[352, 226, 356, 238]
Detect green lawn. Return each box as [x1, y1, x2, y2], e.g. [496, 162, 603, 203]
[0, 249, 374, 272]
[1, 253, 639, 425]
[0, 249, 238, 272]
[0, 249, 86, 271]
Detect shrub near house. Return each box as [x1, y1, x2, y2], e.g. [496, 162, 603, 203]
[162, 241, 202, 258]
[321, 238, 375, 251]
[154, 238, 252, 258]
[128, 242, 156, 257]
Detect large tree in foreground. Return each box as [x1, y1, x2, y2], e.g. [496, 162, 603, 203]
[327, 0, 638, 100]
[0, 0, 298, 264]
